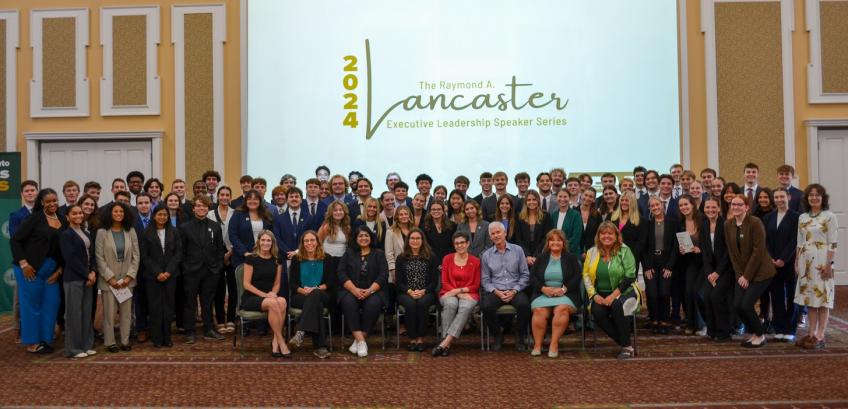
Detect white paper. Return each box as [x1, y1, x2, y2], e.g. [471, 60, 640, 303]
[110, 284, 133, 304]
[676, 232, 694, 253]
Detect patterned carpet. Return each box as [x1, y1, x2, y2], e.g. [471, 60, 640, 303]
[1, 288, 848, 408]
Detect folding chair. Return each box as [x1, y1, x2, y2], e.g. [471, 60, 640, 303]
[287, 301, 334, 352]
[395, 304, 440, 349]
[233, 264, 269, 356]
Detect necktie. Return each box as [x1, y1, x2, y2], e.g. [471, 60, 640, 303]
[542, 197, 548, 210]
[662, 200, 668, 212]
[747, 188, 754, 203]
[310, 202, 316, 216]
[292, 212, 298, 225]
[142, 217, 149, 229]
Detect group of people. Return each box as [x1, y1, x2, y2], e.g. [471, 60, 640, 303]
[8, 162, 838, 360]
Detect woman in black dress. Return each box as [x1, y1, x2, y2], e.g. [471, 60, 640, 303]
[241, 230, 291, 358]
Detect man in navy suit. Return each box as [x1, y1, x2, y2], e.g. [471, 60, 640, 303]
[741, 162, 763, 209]
[56, 180, 80, 219]
[321, 174, 355, 206]
[763, 188, 800, 341]
[392, 181, 413, 208]
[8, 179, 38, 343]
[776, 164, 803, 212]
[639, 174, 678, 222]
[303, 178, 328, 230]
[133, 192, 154, 343]
[273, 187, 313, 261]
[347, 178, 374, 221]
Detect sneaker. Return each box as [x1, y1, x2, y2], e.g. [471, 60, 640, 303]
[203, 330, 225, 341]
[798, 314, 808, 329]
[349, 340, 360, 355]
[313, 347, 331, 359]
[622, 297, 638, 316]
[773, 333, 785, 341]
[356, 341, 368, 358]
[617, 346, 634, 360]
[72, 352, 88, 358]
[185, 335, 196, 344]
[85, 349, 97, 356]
[782, 334, 796, 343]
[696, 328, 708, 337]
[289, 330, 305, 347]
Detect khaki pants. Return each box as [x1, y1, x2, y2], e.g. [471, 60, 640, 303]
[102, 290, 133, 346]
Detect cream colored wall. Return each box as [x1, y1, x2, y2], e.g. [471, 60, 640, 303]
[9, 0, 242, 188]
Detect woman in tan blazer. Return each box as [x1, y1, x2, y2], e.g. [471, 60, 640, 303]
[724, 194, 775, 348]
[95, 202, 141, 352]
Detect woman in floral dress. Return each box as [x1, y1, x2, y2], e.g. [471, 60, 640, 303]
[795, 184, 838, 350]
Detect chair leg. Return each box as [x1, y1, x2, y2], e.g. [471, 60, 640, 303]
[327, 313, 333, 352]
[632, 315, 638, 356]
[238, 317, 245, 357]
[395, 311, 400, 350]
[381, 314, 386, 350]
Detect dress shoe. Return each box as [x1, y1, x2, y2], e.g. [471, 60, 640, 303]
[107, 344, 120, 353]
[431, 346, 448, 357]
[415, 343, 427, 352]
[271, 351, 284, 358]
[515, 338, 528, 352]
[164, 341, 174, 348]
[120, 344, 132, 352]
[313, 347, 331, 359]
[203, 330, 225, 341]
[136, 331, 148, 343]
[407, 343, 418, 352]
[492, 333, 504, 351]
[185, 335, 196, 344]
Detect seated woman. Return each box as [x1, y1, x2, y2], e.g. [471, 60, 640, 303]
[240, 230, 291, 358]
[395, 228, 439, 351]
[288, 230, 333, 359]
[583, 221, 639, 359]
[432, 231, 481, 357]
[530, 229, 581, 358]
[338, 226, 389, 358]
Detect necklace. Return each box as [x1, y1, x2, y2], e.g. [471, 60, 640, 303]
[45, 213, 59, 220]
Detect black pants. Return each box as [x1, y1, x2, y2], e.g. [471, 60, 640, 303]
[175, 276, 185, 329]
[145, 276, 177, 345]
[734, 279, 772, 337]
[291, 291, 329, 347]
[134, 275, 149, 332]
[397, 292, 436, 339]
[768, 266, 798, 335]
[702, 272, 732, 338]
[671, 263, 685, 325]
[214, 264, 237, 324]
[339, 292, 384, 334]
[481, 291, 530, 338]
[644, 257, 672, 323]
[591, 291, 634, 347]
[682, 260, 706, 330]
[183, 269, 219, 335]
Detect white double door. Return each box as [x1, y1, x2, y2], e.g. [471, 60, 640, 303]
[39, 140, 152, 206]
[816, 128, 848, 284]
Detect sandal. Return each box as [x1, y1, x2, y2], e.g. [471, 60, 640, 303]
[225, 322, 236, 333]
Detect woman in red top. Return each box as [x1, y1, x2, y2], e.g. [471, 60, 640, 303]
[432, 231, 481, 357]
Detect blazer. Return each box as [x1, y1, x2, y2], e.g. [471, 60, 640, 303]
[787, 186, 803, 213]
[580, 212, 603, 257]
[337, 248, 389, 304]
[700, 217, 731, 276]
[139, 224, 182, 280]
[95, 228, 141, 291]
[11, 211, 66, 270]
[135, 213, 154, 241]
[179, 216, 226, 274]
[530, 251, 582, 304]
[724, 215, 776, 282]
[352, 218, 388, 250]
[638, 195, 679, 222]
[289, 255, 335, 292]
[550, 208, 584, 256]
[8, 205, 32, 237]
[59, 227, 96, 282]
[384, 229, 406, 280]
[422, 222, 456, 262]
[644, 217, 678, 270]
[763, 209, 799, 270]
[303, 199, 328, 229]
[273, 207, 314, 257]
[614, 218, 647, 268]
[456, 220, 493, 258]
[481, 193, 523, 222]
[395, 254, 439, 295]
[321, 193, 355, 207]
[347, 198, 368, 222]
[228, 211, 273, 267]
[515, 213, 553, 258]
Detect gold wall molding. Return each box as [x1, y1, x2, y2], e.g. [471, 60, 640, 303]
[29, 8, 89, 118]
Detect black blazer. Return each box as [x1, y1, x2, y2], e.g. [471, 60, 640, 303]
[140, 224, 182, 280]
[59, 227, 96, 282]
[481, 193, 523, 222]
[395, 254, 439, 295]
[352, 218, 388, 250]
[289, 255, 335, 292]
[11, 211, 66, 270]
[700, 217, 731, 276]
[530, 251, 582, 304]
[580, 212, 603, 257]
[674, 218, 703, 270]
[422, 222, 456, 262]
[616, 219, 647, 268]
[644, 218, 677, 270]
[337, 248, 389, 304]
[178, 217, 225, 274]
[515, 213, 553, 258]
[763, 209, 799, 270]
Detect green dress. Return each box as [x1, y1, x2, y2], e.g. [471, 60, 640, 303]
[531, 257, 576, 309]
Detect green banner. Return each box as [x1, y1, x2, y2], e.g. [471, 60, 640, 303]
[0, 152, 22, 314]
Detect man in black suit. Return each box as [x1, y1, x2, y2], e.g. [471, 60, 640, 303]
[481, 171, 523, 221]
[348, 178, 374, 221]
[776, 164, 803, 212]
[179, 196, 226, 343]
[741, 162, 762, 209]
[472, 172, 494, 205]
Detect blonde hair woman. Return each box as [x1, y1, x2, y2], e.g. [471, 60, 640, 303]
[240, 230, 290, 358]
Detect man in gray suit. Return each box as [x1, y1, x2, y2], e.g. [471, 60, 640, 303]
[482, 171, 523, 221]
[536, 172, 556, 213]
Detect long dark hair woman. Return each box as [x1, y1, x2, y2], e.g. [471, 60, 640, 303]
[11, 188, 66, 354]
[140, 205, 182, 348]
[288, 230, 334, 359]
[675, 194, 705, 335]
[395, 228, 439, 351]
[59, 204, 97, 358]
[720, 182, 742, 217]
